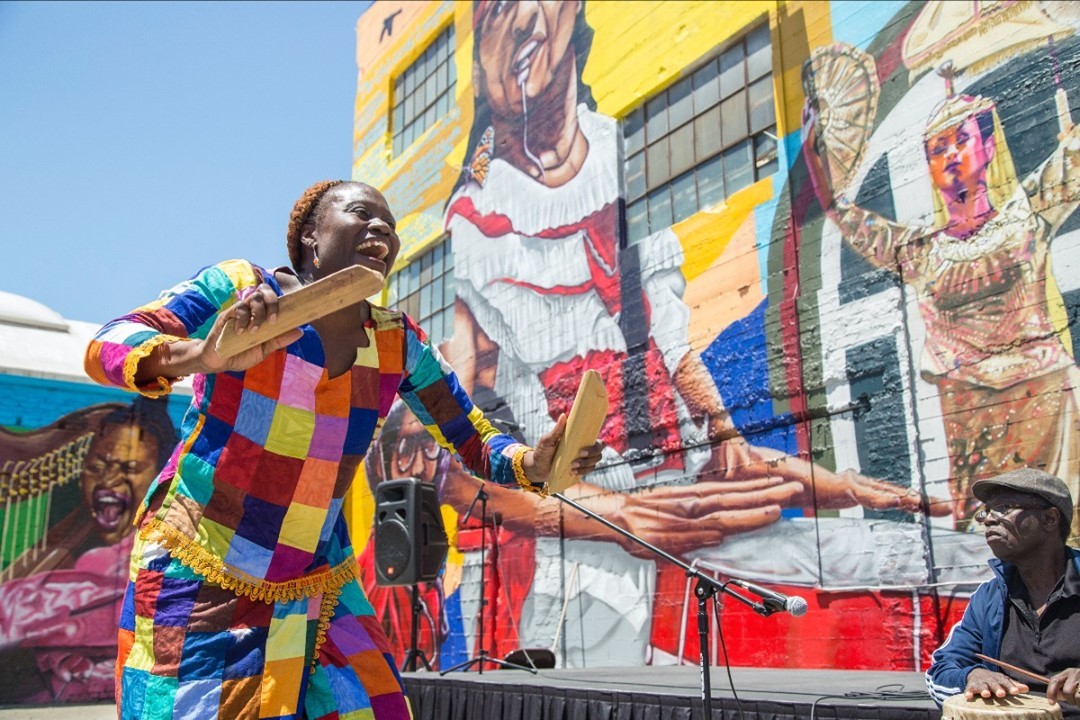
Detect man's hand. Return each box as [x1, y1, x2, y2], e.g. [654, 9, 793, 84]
[965, 668, 1029, 700]
[1047, 668, 1080, 706]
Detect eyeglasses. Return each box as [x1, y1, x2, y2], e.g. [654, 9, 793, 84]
[394, 433, 442, 475]
[973, 502, 1049, 523]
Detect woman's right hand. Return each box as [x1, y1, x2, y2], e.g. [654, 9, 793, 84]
[134, 283, 303, 384]
[197, 283, 303, 374]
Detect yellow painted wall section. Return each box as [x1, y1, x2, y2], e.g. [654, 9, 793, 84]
[583, 0, 774, 119]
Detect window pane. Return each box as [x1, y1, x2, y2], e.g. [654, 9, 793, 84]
[434, 62, 446, 96]
[754, 130, 779, 178]
[448, 53, 457, 84]
[405, 121, 416, 146]
[748, 76, 775, 132]
[625, 150, 646, 201]
[624, 108, 645, 156]
[420, 255, 432, 285]
[443, 272, 456, 306]
[697, 154, 725, 208]
[427, 74, 440, 109]
[648, 185, 673, 231]
[424, 105, 436, 132]
[669, 122, 695, 179]
[431, 276, 443, 313]
[668, 77, 693, 129]
[420, 282, 433, 318]
[393, 133, 403, 157]
[671, 170, 698, 223]
[417, 78, 429, 114]
[393, 102, 405, 132]
[646, 95, 669, 141]
[646, 135, 670, 187]
[394, 74, 403, 96]
[746, 25, 772, 79]
[694, 104, 722, 160]
[724, 139, 754, 194]
[693, 59, 719, 114]
[405, 67, 416, 95]
[627, 198, 649, 245]
[436, 91, 449, 118]
[719, 42, 745, 99]
[720, 89, 748, 145]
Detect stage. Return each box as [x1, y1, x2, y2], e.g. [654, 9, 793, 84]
[402, 665, 939, 720]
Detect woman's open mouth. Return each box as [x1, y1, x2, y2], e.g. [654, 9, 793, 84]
[356, 239, 389, 261]
[92, 488, 131, 531]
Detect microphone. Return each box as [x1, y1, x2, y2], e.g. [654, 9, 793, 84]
[729, 579, 809, 617]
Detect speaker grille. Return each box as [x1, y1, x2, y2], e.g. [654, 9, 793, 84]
[375, 520, 412, 581]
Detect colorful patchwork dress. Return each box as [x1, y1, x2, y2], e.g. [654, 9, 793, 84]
[84, 259, 529, 720]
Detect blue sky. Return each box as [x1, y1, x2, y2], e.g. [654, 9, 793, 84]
[0, 1, 373, 324]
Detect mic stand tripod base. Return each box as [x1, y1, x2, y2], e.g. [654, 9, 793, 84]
[439, 650, 538, 675]
[441, 485, 537, 676]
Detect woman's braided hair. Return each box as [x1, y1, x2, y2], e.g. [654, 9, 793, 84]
[286, 180, 346, 271]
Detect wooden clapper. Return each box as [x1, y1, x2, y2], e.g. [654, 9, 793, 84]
[546, 369, 609, 494]
[215, 265, 386, 359]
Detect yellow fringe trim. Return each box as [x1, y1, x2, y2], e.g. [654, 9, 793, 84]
[138, 518, 360, 604]
[122, 334, 188, 398]
[511, 445, 547, 497]
[310, 584, 345, 674]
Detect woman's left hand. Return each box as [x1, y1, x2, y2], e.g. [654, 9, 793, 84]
[523, 413, 604, 488]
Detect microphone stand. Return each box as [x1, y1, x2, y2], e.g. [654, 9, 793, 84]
[553, 491, 777, 720]
[441, 486, 536, 675]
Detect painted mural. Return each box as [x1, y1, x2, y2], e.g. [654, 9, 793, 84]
[353, 0, 1080, 673]
[0, 396, 179, 703]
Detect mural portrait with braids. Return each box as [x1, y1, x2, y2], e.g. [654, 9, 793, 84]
[0, 397, 177, 703]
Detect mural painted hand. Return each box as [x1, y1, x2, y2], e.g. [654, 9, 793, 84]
[804, 469, 952, 516]
[602, 478, 804, 559]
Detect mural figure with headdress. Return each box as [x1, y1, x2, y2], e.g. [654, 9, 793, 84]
[803, 4, 1080, 539]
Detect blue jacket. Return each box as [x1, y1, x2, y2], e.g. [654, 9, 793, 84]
[925, 547, 1080, 705]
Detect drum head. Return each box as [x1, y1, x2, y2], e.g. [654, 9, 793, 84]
[942, 693, 1063, 720]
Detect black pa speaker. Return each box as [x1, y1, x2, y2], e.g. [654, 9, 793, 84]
[374, 477, 448, 586]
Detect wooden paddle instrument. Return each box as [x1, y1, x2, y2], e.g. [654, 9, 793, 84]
[546, 370, 609, 494]
[214, 265, 385, 359]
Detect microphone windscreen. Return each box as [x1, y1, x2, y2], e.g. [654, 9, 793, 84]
[787, 595, 809, 617]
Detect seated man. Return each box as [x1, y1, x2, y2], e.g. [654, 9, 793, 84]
[926, 468, 1080, 715]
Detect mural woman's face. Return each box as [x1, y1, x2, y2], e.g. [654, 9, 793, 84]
[81, 421, 160, 544]
[476, 0, 581, 119]
[925, 114, 995, 201]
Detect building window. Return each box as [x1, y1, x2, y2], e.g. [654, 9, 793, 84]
[623, 24, 778, 245]
[390, 238, 455, 344]
[392, 25, 457, 156]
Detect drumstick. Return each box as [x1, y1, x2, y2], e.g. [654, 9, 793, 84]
[975, 653, 1051, 685]
[215, 264, 385, 358]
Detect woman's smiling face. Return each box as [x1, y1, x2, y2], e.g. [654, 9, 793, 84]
[308, 183, 400, 280]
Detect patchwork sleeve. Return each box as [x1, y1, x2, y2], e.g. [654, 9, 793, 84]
[84, 259, 264, 398]
[397, 313, 529, 487]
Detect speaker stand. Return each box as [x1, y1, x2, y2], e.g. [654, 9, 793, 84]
[401, 583, 433, 672]
[440, 487, 536, 675]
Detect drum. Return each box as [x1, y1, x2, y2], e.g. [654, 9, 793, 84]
[942, 694, 1063, 720]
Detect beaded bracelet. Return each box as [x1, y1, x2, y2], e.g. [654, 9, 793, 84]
[511, 446, 548, 498]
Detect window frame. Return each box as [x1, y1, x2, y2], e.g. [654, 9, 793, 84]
[622, 23, 779, 246]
